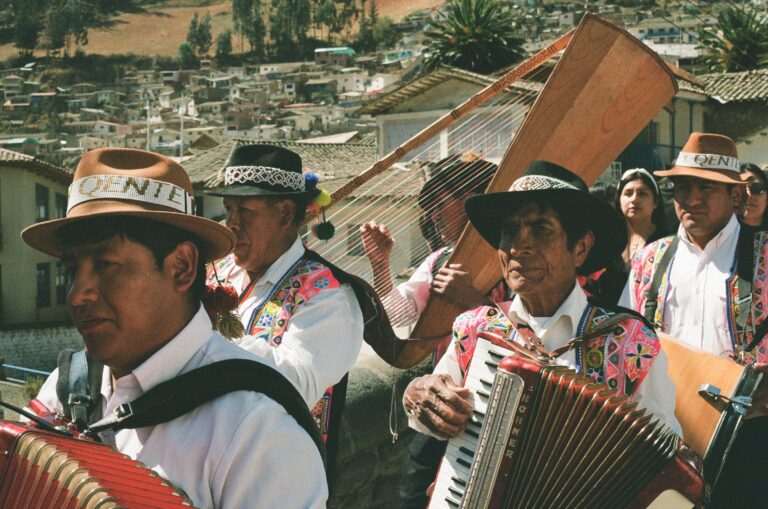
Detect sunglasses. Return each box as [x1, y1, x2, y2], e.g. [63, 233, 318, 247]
[748, 183, 767, 195]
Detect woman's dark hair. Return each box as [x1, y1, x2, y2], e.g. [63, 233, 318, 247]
[613, 170, 666, 230]
[740, 163, 768, 228]
[57, 216, 207, 302]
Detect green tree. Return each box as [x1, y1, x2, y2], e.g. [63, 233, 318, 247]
[422, 0, 526, 74]
[186, 11, 213, 57]
[374, 17, 399, 49]
[216, 29, 233, 64]
[187, 12, 200, 52]
[315, 0, 337, 43]
[232, 0, 253, 52]
[178, 42, 197, 68]
[699, 6, 768, 72]
[13, 2, 43, 55]
[45, 3, 68, 55]
[197, 12, 213, 56]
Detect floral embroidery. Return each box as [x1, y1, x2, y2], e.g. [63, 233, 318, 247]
[452, 303, 660, 396]
[206, 253, 343, 442]
[631, 235, 768, 364]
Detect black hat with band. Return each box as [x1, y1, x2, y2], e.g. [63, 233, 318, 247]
[206, 144, 318, 199]
[465, 160, 626, 275]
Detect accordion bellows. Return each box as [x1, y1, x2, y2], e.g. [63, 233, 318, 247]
[0, 421, 194, 508]
[428, 340, 705, 509]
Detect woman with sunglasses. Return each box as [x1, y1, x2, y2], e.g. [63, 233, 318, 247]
[739, 163, 768, 229]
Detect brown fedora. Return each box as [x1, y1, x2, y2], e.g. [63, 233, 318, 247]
[22, 148, 235, 261]
[655, 132, 745, 184]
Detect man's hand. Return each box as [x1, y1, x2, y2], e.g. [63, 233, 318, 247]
[746, 363, 768, 419]
[360, 221, 394, 264]
[431, 263, 488, 309]
[403, 373, 474, 439]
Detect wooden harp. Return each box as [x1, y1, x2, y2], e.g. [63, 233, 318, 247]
[407, 14, 679, 359]
[305, 15, 677, 368]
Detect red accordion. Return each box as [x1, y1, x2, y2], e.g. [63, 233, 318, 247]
[428, 338, 706, 508]
[0, 420, 194, 508]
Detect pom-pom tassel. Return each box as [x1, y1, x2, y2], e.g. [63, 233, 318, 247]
[311, 208, 335, 240]
[202, 280, 244, 340]
[216, 311, 246, 340]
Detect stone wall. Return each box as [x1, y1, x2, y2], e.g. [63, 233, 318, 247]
[329, 346, 431, 508]
[0, 325, 81, 371]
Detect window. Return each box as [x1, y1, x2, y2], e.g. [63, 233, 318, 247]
[36, 184, 49, 222]
[36, 263, 51, 308]
[55, 193, 67, 219]
[56, 262, 68, 305]
[346, 224, 364, 256]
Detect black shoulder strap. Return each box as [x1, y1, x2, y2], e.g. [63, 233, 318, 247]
[86, 359, 326, 469]
[55, 348, 104, 428]
[643, 237, 679, 324]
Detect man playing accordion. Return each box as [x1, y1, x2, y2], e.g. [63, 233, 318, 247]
[403, 161, 680, 478]
[21, 148, 327, 508]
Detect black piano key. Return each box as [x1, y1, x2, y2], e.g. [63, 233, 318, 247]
[468, 417, 482, 427]
[488, 351, 504, 361]
[448, 486, 465, 498]
[459, 446, 475, 457]
[451, 476, 467, 487]
[479, 378, 493, 388]
[457, 457, 472, 468]
[473, 409, 486, 418]
[465, 428, 479, 438]
[484, 360, 499, 370]
[445, 496, 460, 507]
[477, 389, 490, 399]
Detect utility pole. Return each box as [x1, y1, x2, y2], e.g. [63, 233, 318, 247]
[145, 97, 150, 151]
[179, 101, 185, 159]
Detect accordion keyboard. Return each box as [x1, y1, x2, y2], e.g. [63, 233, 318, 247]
[429, 337, 513, 509]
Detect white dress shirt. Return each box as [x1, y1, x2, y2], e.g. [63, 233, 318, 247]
[35, 306, 328, 509]
[382, 247, 447, 328]
[620, 215, 739, 358]
[228, 236, 364, 406]
[411, 284, 681, 436]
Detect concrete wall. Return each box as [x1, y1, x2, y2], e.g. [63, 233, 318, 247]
[0, 167, 71, 325]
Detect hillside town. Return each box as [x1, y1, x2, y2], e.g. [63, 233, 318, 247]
[2, 0, 768, 506]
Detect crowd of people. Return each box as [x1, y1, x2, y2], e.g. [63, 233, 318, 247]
[15, 131, 768, 508]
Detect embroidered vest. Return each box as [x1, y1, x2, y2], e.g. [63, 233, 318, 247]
[451, 304, 660, 396]
[207, 254, 343, 444]
[629, 230, 768, 364]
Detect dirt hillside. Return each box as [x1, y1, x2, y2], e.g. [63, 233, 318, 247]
[0, 0, 442, 60]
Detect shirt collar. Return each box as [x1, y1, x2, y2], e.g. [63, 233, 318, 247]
[126, 305, 214, 393]
[678, 213, 739, 253]
[502, 282, 587, 339]
[256, 236, 304, 286]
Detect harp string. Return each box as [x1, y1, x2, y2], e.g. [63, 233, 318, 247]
[300, 62, 556, 311]
[303, 92, 537, 284]
[307, 105, 527, 270]
[310, 61, 551, 241]
[304, 86, 539, 270]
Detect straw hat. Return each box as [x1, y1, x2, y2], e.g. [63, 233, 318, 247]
[655, 132, 745, 184]
[22, 148, 235, 261]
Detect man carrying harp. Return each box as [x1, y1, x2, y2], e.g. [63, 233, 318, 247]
[403, 161, 681, 504]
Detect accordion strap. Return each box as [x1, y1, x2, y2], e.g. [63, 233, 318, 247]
[86, 359, 326, 469]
